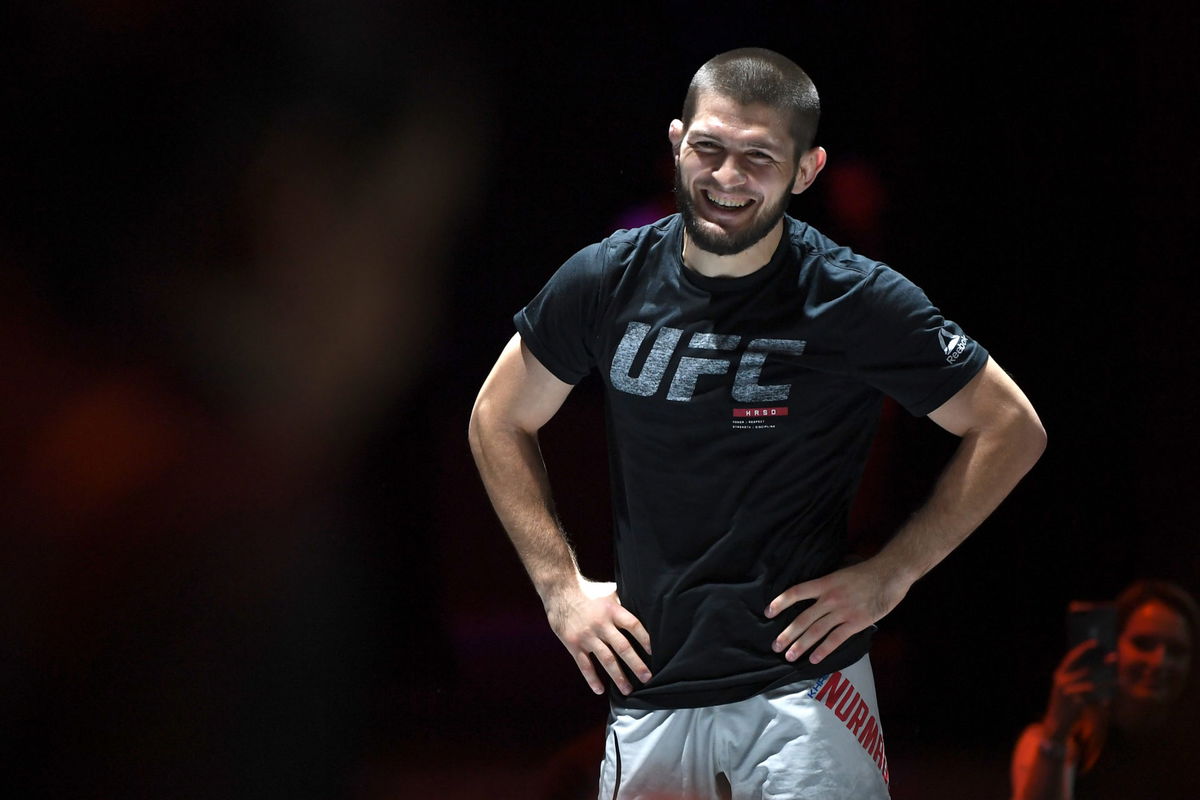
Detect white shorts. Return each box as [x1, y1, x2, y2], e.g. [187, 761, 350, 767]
[598, 655, 890, 800]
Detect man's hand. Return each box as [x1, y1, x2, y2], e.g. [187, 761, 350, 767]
[546, 577, 653, 695]
[765, 557, 910, 664]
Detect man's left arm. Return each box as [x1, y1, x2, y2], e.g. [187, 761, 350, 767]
[767, 356, 1047, 663]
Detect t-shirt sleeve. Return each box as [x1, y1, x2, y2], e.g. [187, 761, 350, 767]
[846, 265, 989, 416]
[512, 241, 607, 385]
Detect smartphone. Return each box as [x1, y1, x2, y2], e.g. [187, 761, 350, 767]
[1066, 600, 1118, 700]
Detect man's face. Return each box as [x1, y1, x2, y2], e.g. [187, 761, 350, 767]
[1117, 600, 1192, 706]
[672, 93, 801, 257]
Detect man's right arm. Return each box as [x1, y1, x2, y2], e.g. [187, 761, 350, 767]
[468, 332, 652, 695]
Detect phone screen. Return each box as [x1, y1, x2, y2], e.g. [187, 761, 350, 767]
[1066, 600, 1118, 700]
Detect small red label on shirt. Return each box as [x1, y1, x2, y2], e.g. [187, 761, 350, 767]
[732, 407, 789, 417]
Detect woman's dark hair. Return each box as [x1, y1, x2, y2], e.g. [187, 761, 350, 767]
[1116, 579, 1200, 643]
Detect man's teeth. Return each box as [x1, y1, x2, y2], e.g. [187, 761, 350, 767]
[706, 191, 749, 208]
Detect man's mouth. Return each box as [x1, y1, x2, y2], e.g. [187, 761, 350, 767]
[703, 190, 753, 211]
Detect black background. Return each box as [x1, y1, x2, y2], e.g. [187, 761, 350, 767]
[2, 2, 1198, 798]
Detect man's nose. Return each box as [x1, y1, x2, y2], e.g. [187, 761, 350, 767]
[712, 155, 746, 188]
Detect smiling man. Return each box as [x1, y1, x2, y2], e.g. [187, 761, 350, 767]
[672, 87, 822, 266]
[469, 48, 1047, 799]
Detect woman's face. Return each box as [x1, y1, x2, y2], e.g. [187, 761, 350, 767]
[1117, 600, 1192, 706]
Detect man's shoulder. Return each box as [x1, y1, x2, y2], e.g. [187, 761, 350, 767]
[783, 217, 904, 310]
[599, 213, 680, 257]
[785, 216, 884, 281]
[558, 214, 680, 283]
[547, 215, 680, 295]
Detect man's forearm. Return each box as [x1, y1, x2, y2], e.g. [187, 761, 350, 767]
[873, 404, 1046, 586]
[468, 338, 653, 695]
[468, 410, 580, 602]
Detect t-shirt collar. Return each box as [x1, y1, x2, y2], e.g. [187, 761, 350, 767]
[674, 214, 794, 294]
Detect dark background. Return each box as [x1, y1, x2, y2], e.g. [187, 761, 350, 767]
[2, 2, 1197, 798]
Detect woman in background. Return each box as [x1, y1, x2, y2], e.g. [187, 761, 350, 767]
[1010, 579, 1198, 799]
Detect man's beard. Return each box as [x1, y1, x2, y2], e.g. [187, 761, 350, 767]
[674, 166, 793, 257]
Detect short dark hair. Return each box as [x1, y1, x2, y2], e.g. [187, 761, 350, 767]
[1116, 579, 1200, 644]
[681, 47, 821, 158]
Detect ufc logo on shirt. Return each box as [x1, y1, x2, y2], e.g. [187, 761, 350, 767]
[610, 322, 807, 402]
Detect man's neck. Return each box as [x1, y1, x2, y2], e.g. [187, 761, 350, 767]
[681, 222, 785, 279]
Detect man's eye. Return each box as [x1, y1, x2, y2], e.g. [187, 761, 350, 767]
[748, 151, 775, 163]
[692, 141, 719, 152]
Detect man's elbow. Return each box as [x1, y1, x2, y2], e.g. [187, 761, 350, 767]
[468, 392, 527, 466]
[1011, 404, 1047, 470]
[467, 394, 492, 463]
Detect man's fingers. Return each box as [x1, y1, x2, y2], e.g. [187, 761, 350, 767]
[774, 601, 873, 664]
[613, 608, 653, 655]
[571, 627, 653, 696]
[808, 625, 859, 665]
[604, 606, 653, 683]
[604, 628, 652, 683]
[783, 613, 839, 662]
[765, 579, 822, 618]
[772, 601, 828, 653]
[588, 636, 636, 695]
[573, 651, 605, 695]
[554, 586, 654, 696]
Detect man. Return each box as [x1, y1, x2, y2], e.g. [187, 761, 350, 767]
[469, 48, 1046, 799]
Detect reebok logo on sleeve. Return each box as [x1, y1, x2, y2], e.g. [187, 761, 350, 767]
[937, 327, 969, 364]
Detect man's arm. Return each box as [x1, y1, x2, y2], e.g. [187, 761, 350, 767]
[468, 332, 652, 694]
[766, 356, 1047, 662]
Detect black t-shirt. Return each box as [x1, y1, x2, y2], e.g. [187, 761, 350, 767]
[515, 214, 988, 708]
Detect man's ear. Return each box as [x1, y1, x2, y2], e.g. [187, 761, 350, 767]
[669, 119, 684, 158]
[791, 146, 828, 195]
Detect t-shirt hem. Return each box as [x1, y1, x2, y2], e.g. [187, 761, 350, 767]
[612, 630, 873, 710]
[902, 347, 990, 417]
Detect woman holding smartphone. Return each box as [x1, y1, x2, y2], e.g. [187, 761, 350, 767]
[1009, 579, 1198, 800]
